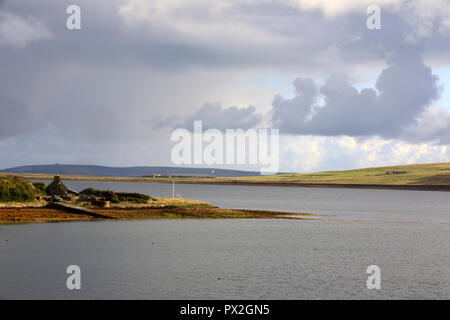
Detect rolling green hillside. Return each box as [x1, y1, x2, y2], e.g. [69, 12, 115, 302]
[1, 163, 449, 190]
[230, 162, 450, 186]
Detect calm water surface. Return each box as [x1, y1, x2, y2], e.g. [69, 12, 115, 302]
[1, 182, 449, 299]
[61, 181, 450, 223]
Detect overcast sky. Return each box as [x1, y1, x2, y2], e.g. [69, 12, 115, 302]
[1, 0, 450, 172]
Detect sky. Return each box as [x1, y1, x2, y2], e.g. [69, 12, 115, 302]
[0, 0, 450, 172]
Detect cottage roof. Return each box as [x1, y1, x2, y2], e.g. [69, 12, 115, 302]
[46, 175, 69, 197]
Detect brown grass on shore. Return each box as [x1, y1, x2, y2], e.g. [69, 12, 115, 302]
[90, 206, 318, 220]
[102, 197, 213, 209]
[0, 208, 95, 224]
[0, 206, 317, 224]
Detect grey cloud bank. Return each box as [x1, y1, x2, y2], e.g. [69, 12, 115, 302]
[0, 0, 450, 170]
[0, 95, 36, 138]
[177, 103, 262, 131]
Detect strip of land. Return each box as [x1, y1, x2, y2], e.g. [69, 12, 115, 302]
[2, 162, 449, 191]
[0, 198, 317, 224]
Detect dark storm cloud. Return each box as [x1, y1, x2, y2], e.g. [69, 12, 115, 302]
[0, 95, 36, 138]
[171, 103, 262, 131]
[2, 0, 447, 74]
[271, 48, 443, 141]
[0, 0, 448, 83]
[0, 0, 309, 71]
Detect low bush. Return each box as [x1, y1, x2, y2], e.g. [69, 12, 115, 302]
[32, 182, 47, 196]
[116, 192, 153, 203]
[0, 176, 39, 202]
[80, 188, 154, 203]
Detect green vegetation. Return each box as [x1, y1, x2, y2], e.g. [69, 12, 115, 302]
[80, 188, 156, 203]
[0, 176, 39, 202]
[230, 162, 450, 186]
[142, 162, 450, 187]
[153, 197, 212, 208]
[116, 192, 156, 203]
[32, 182, 47, 196]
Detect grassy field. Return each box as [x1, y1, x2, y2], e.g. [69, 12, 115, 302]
[1, 162, 450, 190]
[231, 162, 450, 186]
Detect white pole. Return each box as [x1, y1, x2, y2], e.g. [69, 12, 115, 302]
[172, 179, 175, 199]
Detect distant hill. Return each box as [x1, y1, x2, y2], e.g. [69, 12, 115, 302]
[0, 164, 261, 178]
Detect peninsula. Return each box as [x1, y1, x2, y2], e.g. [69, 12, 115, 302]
[0, 176, 315, 224]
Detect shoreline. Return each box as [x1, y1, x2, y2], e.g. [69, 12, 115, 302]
[6, 173, 450, 192]
[170, 181, 450, 191]
[0, 205, 318, 225]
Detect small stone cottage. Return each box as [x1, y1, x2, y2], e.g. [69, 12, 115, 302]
[46, 175, 79, 198]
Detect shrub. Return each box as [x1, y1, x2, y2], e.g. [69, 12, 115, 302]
[102, 190, 120, 203]
[79, 188, 154, 203]
[116, 192, 153, 203]
[80, 188, 100, 196]
[0, 176, 39, 202]
[32, 182, 47, 196]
